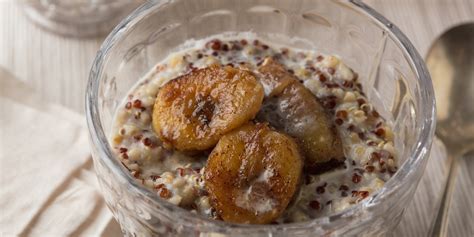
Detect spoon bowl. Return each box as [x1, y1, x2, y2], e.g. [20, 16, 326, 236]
[426, 22, 474, 236]
[427, 23, 474, 153]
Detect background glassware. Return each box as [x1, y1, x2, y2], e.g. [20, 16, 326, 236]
[86, 0, 436, 236]
[21, 0, 144, 38]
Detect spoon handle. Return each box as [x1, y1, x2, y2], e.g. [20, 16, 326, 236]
[429, 154, 459, 237]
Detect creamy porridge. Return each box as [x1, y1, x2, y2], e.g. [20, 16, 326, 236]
[110, 34, 398, 224]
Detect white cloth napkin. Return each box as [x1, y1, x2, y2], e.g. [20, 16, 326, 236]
[0, 69, 121, 237]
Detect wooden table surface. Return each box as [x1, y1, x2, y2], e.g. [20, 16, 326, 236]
[1, 0, 473, 236]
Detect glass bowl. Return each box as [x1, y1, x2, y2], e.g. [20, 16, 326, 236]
[86, 0, 436, 236]
[22, 0, 144, 38]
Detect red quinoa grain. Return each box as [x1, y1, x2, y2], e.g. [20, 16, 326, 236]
[339, 185, 349, 191]
[209, 40, 221, 51]
[159, 188, 172, 199]
[365, 165, 375, 172]
[359, 191, 369, 199]
[374, 128, 385, 137]
[319, 74, 327, 83]
[143, 137, 153, 147]
[352, 173, 362, 183]
[133, 99, 142, 108]
[119, 147, 128, 153]
[309, 200, 321, 210]
[336, 110, 348, 120]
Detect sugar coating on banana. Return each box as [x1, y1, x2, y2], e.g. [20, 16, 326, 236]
[257, 58, 345, 173]
[152, 65, 264, 152]
[204, 123, 303, 224]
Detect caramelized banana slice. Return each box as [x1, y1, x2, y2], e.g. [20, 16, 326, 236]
[256, 57, 294, 97]
[204, 123, 302, 224]
[152, 65, 264, 151]
[257, 58, 345, 173]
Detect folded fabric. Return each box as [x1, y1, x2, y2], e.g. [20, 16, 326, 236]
[0, 68, 121, 237]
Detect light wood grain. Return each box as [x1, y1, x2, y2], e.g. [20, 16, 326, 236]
[0, 1, 103, 114]
[1, 0, 472, 236]
[366, 0, 474, 56]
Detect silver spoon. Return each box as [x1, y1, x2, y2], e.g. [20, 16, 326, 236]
[426, 23, 474, 237]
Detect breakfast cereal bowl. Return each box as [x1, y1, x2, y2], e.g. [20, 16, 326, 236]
[86, 0, 436, 236]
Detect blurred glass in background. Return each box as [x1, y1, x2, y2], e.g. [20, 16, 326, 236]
[21, 0, 145, 38]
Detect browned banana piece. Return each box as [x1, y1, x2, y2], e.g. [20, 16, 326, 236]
[257, 58, 345, 173]
[204, 123, 303, 224]
[152, 65, 264, 152]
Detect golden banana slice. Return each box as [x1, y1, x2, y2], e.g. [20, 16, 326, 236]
[256, 58, 294, 97]
[204, 123, 303, 224]
[152, 65, 264, 151]
[257, 58, 345, 173]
